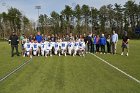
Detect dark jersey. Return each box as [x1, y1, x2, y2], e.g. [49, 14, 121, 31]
[122, 36, 129, 44]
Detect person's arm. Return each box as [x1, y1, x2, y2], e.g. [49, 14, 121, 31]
[116, 34, 118, 42]
[105, 38, 107, 45]
[17, 36, 19, 45]
[126, 37, 129, 44]
[8, 35, 11, 45]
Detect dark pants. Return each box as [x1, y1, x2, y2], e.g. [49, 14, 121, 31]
[91, 44, 96, 53]
[87, 44, 91, 52]
[96, 44, 100, 52]
[101, 45, 105, 53]
[107, 42, 111, 53]
[11, 45, 19, 56]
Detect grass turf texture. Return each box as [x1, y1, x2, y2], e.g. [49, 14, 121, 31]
[0, 40, 140, 93]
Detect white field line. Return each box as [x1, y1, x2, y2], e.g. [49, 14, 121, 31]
[90, 53, 140, 84]
[0, 58, 32, 82]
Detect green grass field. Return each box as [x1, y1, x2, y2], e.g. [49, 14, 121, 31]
[0, 40, 140, 93]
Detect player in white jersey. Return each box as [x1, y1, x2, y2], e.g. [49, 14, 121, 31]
[41, 40, 46, 56]
[23, 40, 33, 58]
[67, 39, 74, 56]
[79, 39, 86, 56]
[32, 40, 40, 56]
[73, 40, 79, 56]
[45, 40, 53, 57]
[54, 40, 61, 56]
[61, 40, 67, 56]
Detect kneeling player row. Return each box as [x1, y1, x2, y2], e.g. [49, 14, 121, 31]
[23, 40, 86, 58]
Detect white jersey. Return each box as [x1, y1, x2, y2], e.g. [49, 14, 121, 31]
[74, 42, 79, 50]
[32, 43, 39, 51]
[24, 42, 32, 51]
[41, 42, 46, 50]
[54, 42, 61, 50]
[79, 42, 85, 49]
[68, 42, 74, 49]
[61, 42, 67, 49]
[51, 42, 55, 48]
[46, 42, 53, 50]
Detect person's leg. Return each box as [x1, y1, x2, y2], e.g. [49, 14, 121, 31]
[38, 48, 40, 56]
[109, 43, 111, 53]
[29, 50, 32, 58]
[103, 45, 105, 54]
[87, 44, 90, 52]
[112, 43, 115, 54]
[115, 43, 117, 54]
[15, 45, 19, 56]
[100, 45, 103, 54]
[126, 44, 129, 56]
[45, 50, 49, 57]
[91, 44, 93, 53]
[107, 42, 109, 53]
[23, 48, 25, 57]
[58, 49, 60, 56]
[11, 45, 14, 57]
[93, 44, 95, 53]
[96, 44, 98, 52]
[54, 49, 57, 55]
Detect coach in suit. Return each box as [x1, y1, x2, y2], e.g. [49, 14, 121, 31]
[9, 31, 19, 57]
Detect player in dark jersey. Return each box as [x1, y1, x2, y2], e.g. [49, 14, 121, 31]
[121, 31, 129, 56]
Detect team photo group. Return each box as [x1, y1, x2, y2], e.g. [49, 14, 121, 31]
[9, 30, 129, 58]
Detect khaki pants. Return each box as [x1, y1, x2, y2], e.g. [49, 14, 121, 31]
[111, 42, 117, 54]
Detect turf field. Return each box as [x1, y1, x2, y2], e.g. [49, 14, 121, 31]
[0, 40, 140, 93]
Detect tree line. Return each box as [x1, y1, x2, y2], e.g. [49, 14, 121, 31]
[0, 0, 140, 39]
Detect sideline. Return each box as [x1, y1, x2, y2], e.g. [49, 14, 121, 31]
[90, 53, 140, 84]
[0, 58, 32, 82]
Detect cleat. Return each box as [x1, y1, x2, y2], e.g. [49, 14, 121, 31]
[30, 55, 32, 58]
[121, 52, 123, 55]
[126, 53, 128, 56]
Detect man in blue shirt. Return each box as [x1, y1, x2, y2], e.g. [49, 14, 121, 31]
[35, 32, 43, 43]
[111, 30, 118, 54]
[35, 32, 43, 56]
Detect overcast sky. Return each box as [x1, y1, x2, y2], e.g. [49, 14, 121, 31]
[0, 0, 139, 21]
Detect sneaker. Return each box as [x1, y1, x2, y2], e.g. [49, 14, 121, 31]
[23, 55, 25, 57]
[126, 53, 128, 56]
[83, 54, 85, 56]
[121, 52, 123, 55]
[30, 55, 32, 58]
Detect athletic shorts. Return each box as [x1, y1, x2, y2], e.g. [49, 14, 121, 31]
[122, 43, 129, 48]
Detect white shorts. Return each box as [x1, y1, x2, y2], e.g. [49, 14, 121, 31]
[26, 51, 30, 56]
[46, 49, 51, 54]
[33, 50, 38, 55]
